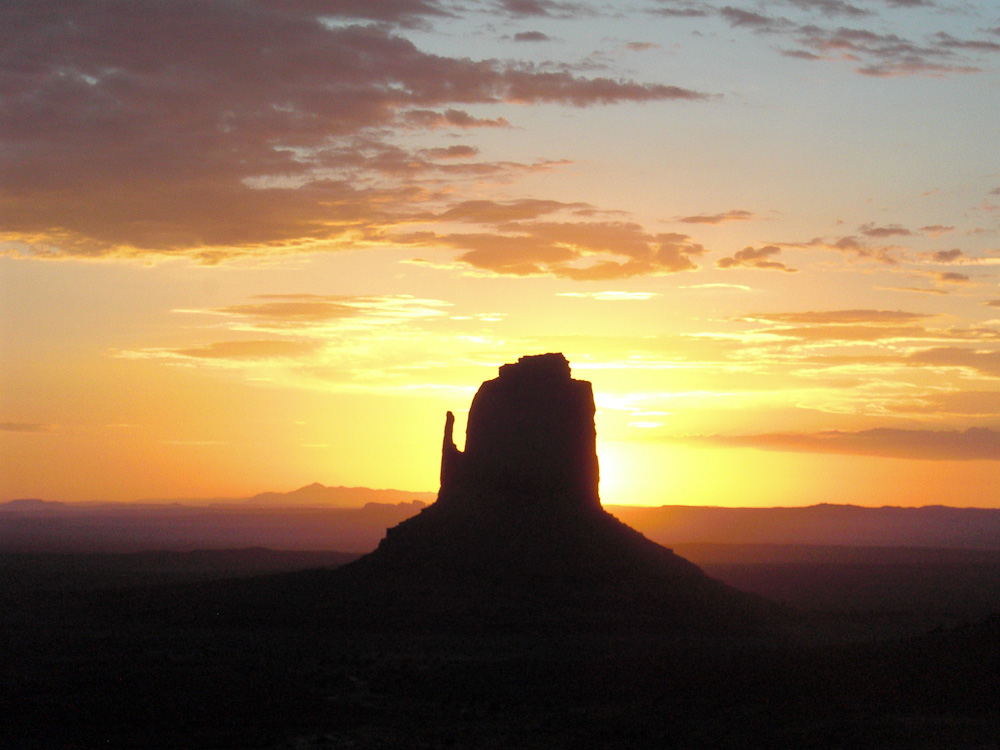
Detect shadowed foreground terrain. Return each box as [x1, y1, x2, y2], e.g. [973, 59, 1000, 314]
[3, 596, 997, 749]
[3, 544, 998, 748]
[3, 356, 998, 748]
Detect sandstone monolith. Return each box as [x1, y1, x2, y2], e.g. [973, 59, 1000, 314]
[334, 353, 777, 630]
[439, 352, 600, 512]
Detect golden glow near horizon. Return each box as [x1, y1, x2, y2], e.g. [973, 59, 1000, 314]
[2, 1, 1000, 506]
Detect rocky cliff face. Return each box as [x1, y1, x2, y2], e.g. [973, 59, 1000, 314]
[333, 353, 778, 631]
[439, 353, 600, 512]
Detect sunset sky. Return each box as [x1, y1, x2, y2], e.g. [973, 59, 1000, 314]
[2, 0, 999, 507]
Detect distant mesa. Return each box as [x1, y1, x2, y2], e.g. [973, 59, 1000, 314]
[333, 353, 774, 629]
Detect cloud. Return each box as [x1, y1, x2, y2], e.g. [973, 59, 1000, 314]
[513, 31, 551, 42]
[716, 245, 796, 272]
[262, 0, 454, 26]
[119, 290, 475, 392]
[718, 3, 1000, 77]
[907, 347, 1000, 378]
[744, 310, 933, 324]
[214, 299, 361, 323]
[986, 300, 1000, 308]
[930, 248, 964, 262]
[720, 7, 794, 33]
[687, 427, 1000, 461]
[680, 283, 754, 291]
[724, 309, 999, 349]
[401, 109, 512, 128]
[437, 199, 584, 223]
[937, 271, 970, 284]
[678, 209, 756, 224]
[0, 422, 55, 433]
[649, 6, 711, 18]
[400, 222, 708, 278]
[187, 294, 451, 329]
[859, 222, 911, 238]
[1, 1, 710, 261]
[419, 145, 480, 159]
[884, 286, 949, 296]
[788, 236, 900, 264]
[781, 49, 825, 60]
[786, 0, 871, 17]
[886, 391, 1000, 417]
[747, 318, 998, 343]
[494, 0, 583, 17]
[557, 291, 660, 301]
[761, 325, 933, 341]
[168, 340, 320, 360]
[921, 225, 954, 237]
[930, 32, 1000, 54]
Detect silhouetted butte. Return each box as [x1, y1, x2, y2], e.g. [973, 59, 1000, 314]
[333, 353, 772, 630]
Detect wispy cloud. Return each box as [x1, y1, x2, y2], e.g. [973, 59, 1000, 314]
[179, 294, 451, 332]
[513, 30, 551, 42]
[716, 245, 796, 272]
[678, 209, 756, 225]
[886, 391, 1000, 418]
[493, 0, 589, 18]
[164, 340, 320, 360]
[557, 291, 660, 301]
[859, 222, 911, 238]
[743, 310, 933, 324]
[0, 422, 56, 433]
[908, 347, 1000, 378]
[685, 427, 1000, 461]
[717, 2, 1000, 77]
[399, 221, 709, 279]
[937, 271, 971, 284]
[781, 236, 901, 264]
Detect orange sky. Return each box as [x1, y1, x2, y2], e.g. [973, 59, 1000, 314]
[2, 0, 999, 507]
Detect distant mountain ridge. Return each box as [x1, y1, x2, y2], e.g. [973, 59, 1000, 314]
[0, 497, 427, 553]
[244, 482, 436, 507]
[3, 496, 999, 554]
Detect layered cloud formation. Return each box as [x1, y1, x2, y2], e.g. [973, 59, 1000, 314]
[0, 0, 704, 267]
[4, 0, 998, 281]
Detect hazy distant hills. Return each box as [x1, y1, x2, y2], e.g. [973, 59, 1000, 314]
[2, 486, 999, 554]
[608, 503, 1000, 551]
[244, 482, 437, 508]
[0, 486, 429, 553]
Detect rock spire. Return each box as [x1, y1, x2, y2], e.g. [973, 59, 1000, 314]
[439, 353, 600, 512]
[331, 353, 778, 631]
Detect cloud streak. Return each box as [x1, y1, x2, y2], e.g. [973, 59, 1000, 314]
[167, 340, 320, 360]
[679, 209, 756, 224]
[0, 422, 56, 433]
[686, 427, 1000, 461]
[743, 310, 933, 324]
[717, 2, 1000, 77]
[716, 245, 796, 272]
[400, 221, 708, 279]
